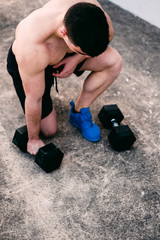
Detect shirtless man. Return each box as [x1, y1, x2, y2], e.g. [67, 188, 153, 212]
[7, 0, 122, 155]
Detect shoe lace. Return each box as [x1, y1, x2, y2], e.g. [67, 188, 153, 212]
[82, 111, 93, 127]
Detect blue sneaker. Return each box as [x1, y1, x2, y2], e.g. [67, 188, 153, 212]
[69, 101, 101, 142]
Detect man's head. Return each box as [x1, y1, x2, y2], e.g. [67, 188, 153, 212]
[63, 2, 109, 57]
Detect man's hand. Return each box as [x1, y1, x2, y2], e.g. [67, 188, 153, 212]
[52, 55, 78, 78]
[27, 139, 45, 155]
[52, 54, 88, 78]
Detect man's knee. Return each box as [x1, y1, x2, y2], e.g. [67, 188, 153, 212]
[42, 124, 58, 138]
[105, 48, 123, 77]
[40, 109, 58, 138]
[112, 52, 122, 76]
[96, 49, 122, 91]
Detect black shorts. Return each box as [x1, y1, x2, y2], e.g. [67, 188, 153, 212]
[6, 46, 86, 119]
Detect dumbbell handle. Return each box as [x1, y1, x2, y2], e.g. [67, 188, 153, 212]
[111, 119, 119, 128]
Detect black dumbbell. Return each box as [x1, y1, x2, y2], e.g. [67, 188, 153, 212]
[98, 104, 136, 151]
[12, 125, 64, 173]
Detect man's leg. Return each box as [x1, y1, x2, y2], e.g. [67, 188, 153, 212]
[74, 46, 122, 111]
[40, 108, 58, 138]
[69, 46, 122, 142]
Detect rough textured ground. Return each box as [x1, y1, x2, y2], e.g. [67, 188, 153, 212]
[0, 0, 160, 239]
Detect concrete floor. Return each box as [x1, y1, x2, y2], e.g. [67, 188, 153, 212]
[0, 0, 160, 239]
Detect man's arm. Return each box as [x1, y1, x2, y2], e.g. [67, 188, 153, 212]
[16, 48, 48, 155]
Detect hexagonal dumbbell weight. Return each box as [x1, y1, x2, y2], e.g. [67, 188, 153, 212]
[12, 125, 64, 173]
[98, 104, 136, 151]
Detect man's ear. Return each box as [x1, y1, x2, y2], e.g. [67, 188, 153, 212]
[60, 27, 67, 37]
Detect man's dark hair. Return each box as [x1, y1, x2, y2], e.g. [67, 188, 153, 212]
[64, 3, 109, 57]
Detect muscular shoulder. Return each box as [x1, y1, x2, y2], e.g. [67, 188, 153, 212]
[15, 43, 49, 75]
[15, 7, 57, 43]
[13, 9, 53, 73]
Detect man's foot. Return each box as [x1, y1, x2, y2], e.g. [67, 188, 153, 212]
[69, 101, 101, 142]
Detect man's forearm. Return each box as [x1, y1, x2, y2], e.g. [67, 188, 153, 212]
[25, 96, 42, 140]
[74, 53, 89, 63]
